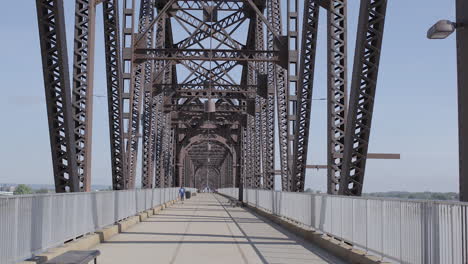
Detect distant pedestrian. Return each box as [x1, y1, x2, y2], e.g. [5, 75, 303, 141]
[179, 187, 186, 203]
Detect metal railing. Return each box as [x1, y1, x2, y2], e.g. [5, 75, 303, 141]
[0, 187, 196, 264]
[218, 188, 468, 264]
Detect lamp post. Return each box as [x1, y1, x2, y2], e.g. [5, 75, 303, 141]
[427, 1, 468, 201]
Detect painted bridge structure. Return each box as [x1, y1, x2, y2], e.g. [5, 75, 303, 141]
[2, 0, 468, 263]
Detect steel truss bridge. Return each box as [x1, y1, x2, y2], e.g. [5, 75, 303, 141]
[35, 0, 393, 198]
[34, 0, 468, 201]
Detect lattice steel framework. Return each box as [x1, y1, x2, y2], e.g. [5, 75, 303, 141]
[326, 0, 348, 195]
[35, 0, 388, 198]
[291, 0, 319, 192]
[103, 0, 126, 190]
[36, 0, 79, 193]
[340, 0, 388, 195]
[71, 0, 97, 192]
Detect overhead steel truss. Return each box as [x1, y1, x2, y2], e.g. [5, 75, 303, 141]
[36, 0, 388, 197]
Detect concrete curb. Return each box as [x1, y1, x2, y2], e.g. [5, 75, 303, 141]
[138, 212, 148, 221]
[20, 234, 101, 263]
[21, 199, 178, 264]
[118, 215, 140, 232]
[96, 225, 119, 242]
[217, 193, 390, 264]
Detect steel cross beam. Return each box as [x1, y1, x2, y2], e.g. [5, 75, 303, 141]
[291, 0, 320, 192]
[340, 0, 388, 196]
[134, 49, 279, 62]
[175, 0, 245, 11]
[103, 0, 126, 190]
[327, 0, 348, 195]
[36, 0, 80, 193]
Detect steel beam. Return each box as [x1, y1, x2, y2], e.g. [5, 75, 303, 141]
[121, 0, 136, 189]
[340, 0, 388, 196]
[71, 0, 97, 192]
[291, 0, 320, 192]
[35, 0, 79, 193]
[125, 0, 155, 188]
[103, 0, 126, 190]
[327, 0, 348, 194]
[267, 0, 289, 191]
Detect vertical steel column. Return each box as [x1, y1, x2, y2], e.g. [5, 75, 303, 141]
[267, 0, 289, 191]
[121, 0, 135, 189]
[154, 95, 165, 187]
[141, 93, 157, 188]
[327, 0, 348, 194]
[71, 0, 97, 192]
[254, 96, 263, 188]
[103, 0, 126, 190]
[142, 11, 165, 189]
[264, 91, 275, 189]
[340, 0, 388, 196]
[287, 0, 299, 191]
[292, 0, 319, 192]
[457, 0, 468, 201]
[125, 0, 155, 188]
[244, 120, 254, 188]
[35, 0, 79, 193]
[254, 14, 267, 188]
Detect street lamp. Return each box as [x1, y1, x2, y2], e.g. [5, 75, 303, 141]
[427, 1, 468, 201]
[427, 20, 458, 39]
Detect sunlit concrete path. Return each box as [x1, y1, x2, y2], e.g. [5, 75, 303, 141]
[93, 193, 346, 264]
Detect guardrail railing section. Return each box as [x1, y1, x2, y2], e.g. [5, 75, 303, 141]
[0, 187, 191, 264]
[217, 188, 468, 264]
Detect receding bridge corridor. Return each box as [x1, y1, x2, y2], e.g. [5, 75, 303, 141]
[93, 193, 345, 264]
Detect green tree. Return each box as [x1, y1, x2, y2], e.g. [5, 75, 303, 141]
[14, 184, 33, 195]
[35, 188, 49, 194]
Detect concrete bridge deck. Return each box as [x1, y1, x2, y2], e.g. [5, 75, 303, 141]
[93, 193, 346, 264]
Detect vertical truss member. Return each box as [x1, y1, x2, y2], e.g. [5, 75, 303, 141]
[142, 10, 165, 189]
[121, 0, 136, 189]
[267, 0, 289, 191]
[154, 94, 165, 187]
[264, 93, 276, 189]
[36, 0, 79, 192]
[255, 15, 272, 190]
[340, 0, 388, 196]
[327, 0, 348, 195]
[287, 0, 299, 192]
[291, 0, 320, 192]
[254, 15, 265, 189]
[103, 0, 126, 190]
[71, 0, 97, 191]
[126, 0, 155, 188]
[254, 96, 263, 188]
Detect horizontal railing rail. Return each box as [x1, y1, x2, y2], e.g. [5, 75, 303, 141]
[218, 188, 468, 264]
[0, 187, 196, 264]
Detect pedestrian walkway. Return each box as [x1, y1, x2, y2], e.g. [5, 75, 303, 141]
[93, 193, 347, 264]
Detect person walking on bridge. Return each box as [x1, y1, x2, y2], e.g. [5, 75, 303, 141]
[179, 186, 186, 204]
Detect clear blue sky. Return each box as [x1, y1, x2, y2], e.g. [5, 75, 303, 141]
[0, 1, 459, 193]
